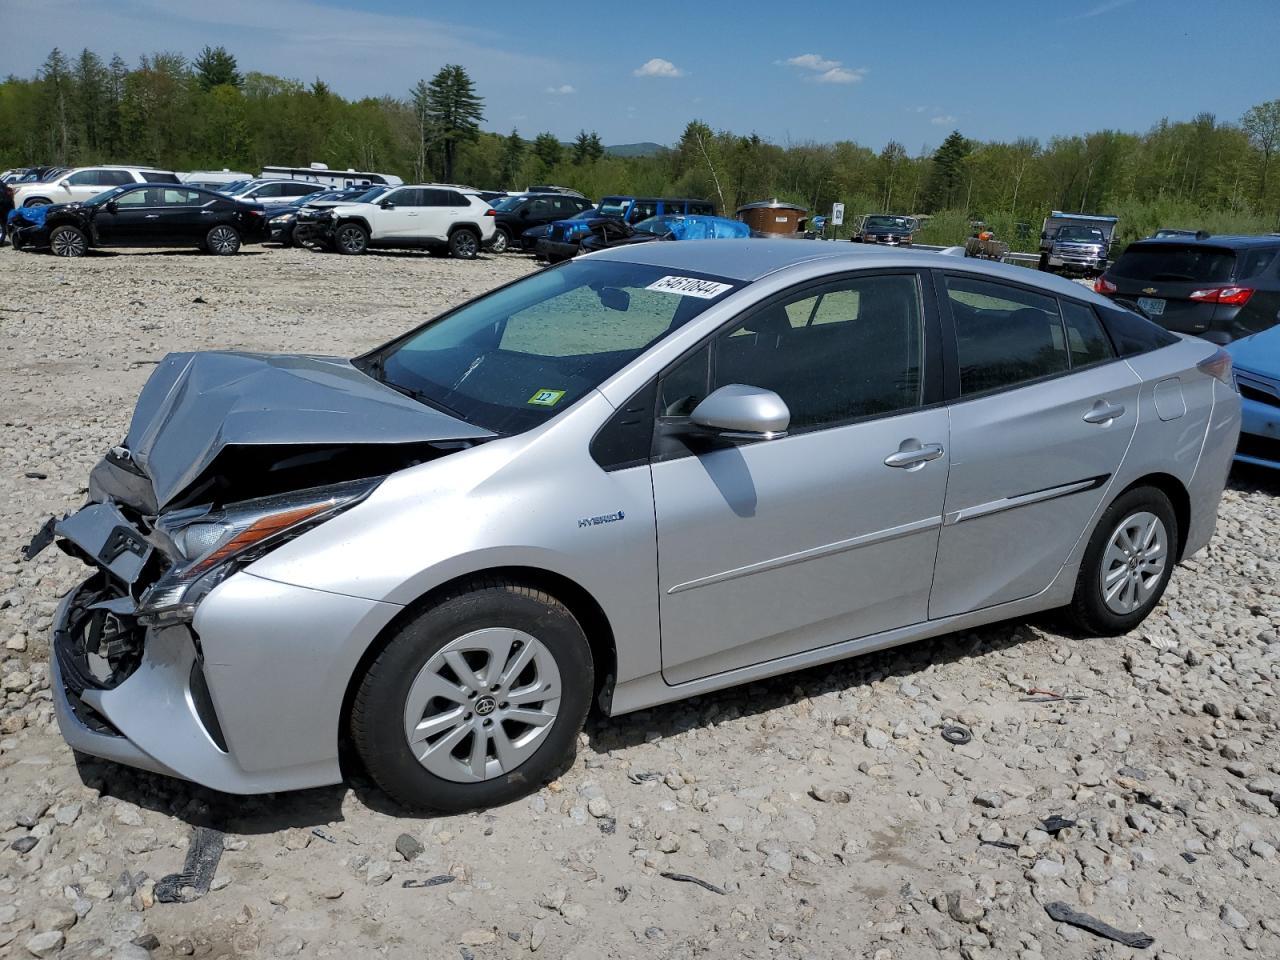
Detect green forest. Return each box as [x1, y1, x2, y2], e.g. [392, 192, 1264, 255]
[3, 46, 1278, 250]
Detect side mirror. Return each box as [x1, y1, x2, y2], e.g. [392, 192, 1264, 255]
[105, 200, 118, 213]
[688, 384, 790, 442]
[61, 182, 72, 190]
[379, 200, 394, 209]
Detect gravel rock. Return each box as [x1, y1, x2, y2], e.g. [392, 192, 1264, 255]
[23, 930, 65, 957]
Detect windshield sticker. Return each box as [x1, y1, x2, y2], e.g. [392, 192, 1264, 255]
[646, 276, 733, 299]
[528, 388, 566, 407]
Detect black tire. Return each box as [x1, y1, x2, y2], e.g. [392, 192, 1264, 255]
[334, 222, 368, 255]
[1037, 253, 1051, 272]
[351, 579, 594, 812]
[449, 227, 480, 260]
[1068, 485, 1178, 636]
[490, 228, 510, 254]
[25, 198, 51, 208]
[49, 225, 88, 258]
[204, 225, 241, 256]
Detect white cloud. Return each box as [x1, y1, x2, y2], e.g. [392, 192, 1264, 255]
[816, 66, 865, 84]
[780, 53, 866, 85]
[545, 84, 575, 95]
[1073, 0, 1136, 19]
[633, 58, 683, 78]
[930, 114, 958, 126]
[783, 53, 839, 72]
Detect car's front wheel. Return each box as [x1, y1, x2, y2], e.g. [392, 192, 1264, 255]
[351, 578, 593, 812]
[205, 225, 241, 256]
[334, 223, 368, 255]
[49, 225, 88, 257]
[489, 228, 510, 254]
[1068, 485, 1178, 636]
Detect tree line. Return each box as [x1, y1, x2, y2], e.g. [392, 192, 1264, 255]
[2, 46, 1277, 248]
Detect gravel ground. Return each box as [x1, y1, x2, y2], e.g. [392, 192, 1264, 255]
[1, 243, 1278, 960]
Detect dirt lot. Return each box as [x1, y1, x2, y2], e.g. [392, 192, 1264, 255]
[0, 243, 1278, 960]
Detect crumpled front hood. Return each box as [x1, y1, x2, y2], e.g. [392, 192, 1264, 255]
[115, 351, 494, 511]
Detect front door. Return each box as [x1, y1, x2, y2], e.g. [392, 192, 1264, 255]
[379, 187, 427, 240]
[652, 271, 949, 684]
[94, 187, 157, 244]
[928, 273, 1140, 618]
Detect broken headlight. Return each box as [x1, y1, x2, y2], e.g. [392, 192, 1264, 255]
[138, 477, 380, 624]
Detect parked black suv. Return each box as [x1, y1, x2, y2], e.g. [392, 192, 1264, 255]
[1095, 235, 1280, 343]
[489, 193, 593, 253]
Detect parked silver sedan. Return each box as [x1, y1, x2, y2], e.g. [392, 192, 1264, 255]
[46, 241, 1241, 811]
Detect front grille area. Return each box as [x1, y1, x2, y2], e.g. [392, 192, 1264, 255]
[1237, 375, 1280, 409]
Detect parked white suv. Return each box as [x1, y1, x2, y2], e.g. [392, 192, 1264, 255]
[316, 184, 496, 259]
[9, 165, 180, 208]
[222, 179, 329, 206]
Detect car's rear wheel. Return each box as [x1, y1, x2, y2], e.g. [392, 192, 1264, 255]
[351, 579, 593, 812]
[489, 228, 510, 254]
[1068, 486, 1177, 636]
[334, 223, 368, 255]
[449, 228, 480, 260]
[49, 225, 87, 258]
[205, 225, 241, 256]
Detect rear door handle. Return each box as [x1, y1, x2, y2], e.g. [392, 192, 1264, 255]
[1083, 401, 1125, 424]
[884, 443, 945, 469]
[144, 214, 159, 219]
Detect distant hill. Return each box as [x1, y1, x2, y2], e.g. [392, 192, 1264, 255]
[605, 142, 665, 158]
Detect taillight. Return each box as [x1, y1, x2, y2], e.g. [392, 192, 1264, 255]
[1197, 348, 1235, 389]
[484, 208, 495, 216]
[1094, 276, 1116, 294]
[1188, 286, 1253, 306]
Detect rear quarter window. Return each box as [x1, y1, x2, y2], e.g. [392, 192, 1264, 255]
[1097, 303, 1180, 357]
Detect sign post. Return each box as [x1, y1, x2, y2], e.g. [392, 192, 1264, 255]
[831, 202, 845, 240]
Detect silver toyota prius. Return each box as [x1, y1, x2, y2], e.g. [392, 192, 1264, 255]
[45, 240, 1241, 811]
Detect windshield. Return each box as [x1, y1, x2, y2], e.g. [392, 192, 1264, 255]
[633, 216, 674, 236]
[84, 186, 131, 207]
[351, 186, 387, 203]
[492, 196, 526, 212]
[865, 216, 909, 230]
[361, 259, 740, 435]
[220, 180, 254, 194]
[1057, 226, 1105, 242]
[597, 198, 631, 218]
[1111, 244, 1236, 283]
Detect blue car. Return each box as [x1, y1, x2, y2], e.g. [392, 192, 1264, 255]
[1227, 325, 1280, 469]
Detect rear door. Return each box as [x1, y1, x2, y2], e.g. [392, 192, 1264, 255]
[928, 272, 1140, 619]
[154, 187, 211, 241]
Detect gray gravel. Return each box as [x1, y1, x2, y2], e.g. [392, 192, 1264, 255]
[1, 243, 1278, 959]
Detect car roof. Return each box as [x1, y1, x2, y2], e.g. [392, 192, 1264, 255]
[1125, 235, 1280, 250]
[591, 238, 1114, 298]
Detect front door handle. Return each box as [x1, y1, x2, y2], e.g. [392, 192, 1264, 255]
[1083, 401, 1125, 424]
[884, 442, 945, 469]
[144, 214, 160, 219]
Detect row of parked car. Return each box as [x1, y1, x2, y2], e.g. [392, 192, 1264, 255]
[0, 163, 755, 263]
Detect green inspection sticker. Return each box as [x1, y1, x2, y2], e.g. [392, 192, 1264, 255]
[528, 388, 566, 407]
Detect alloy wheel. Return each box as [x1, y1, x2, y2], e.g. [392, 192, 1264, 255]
[452, 231, 478, 258]
[1099, 510, 1168, 615]
[490, 230, 508, 254]
[208, 226, 238, 255]
[402, 627, 562, 783]
[337, 225, 365, 254]
[51, 228, 86, 257]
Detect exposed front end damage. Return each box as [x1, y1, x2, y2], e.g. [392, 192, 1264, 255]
[43, 349, 488, 792]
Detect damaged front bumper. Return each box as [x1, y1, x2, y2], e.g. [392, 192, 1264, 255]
[49, 494, 403, 795]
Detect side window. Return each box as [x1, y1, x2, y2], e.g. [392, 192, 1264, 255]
[141, 171, 180, 183]
[253, 183, 283, 198]
[945, 276, 1068, 396]
[443, 190, 469, 207]
[66, 170, 105, 186]
[284, 183, 318, 197]
[690, 202, 715, 216]
[384, 188, 418, 206]
[114, 189, 153, 207]
[1238, 247, 1278, 279]
[631, 201, 657, 222]
[1060, 300, 1115, 368]
[526, 198, 553, 217]
[659, 345, 710, 417]
[161, 188, 203, 206]
[695, 274, 924, 432]
[105, 170, 134, 186]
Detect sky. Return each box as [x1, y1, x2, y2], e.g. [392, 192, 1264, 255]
[3, 0, 1278, 152]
